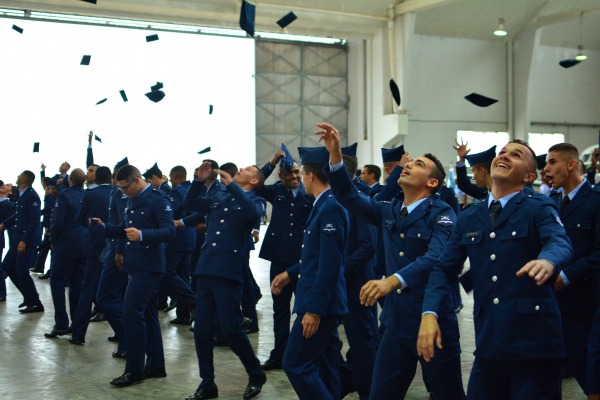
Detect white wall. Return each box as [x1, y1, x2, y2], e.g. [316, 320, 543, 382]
[346, 20, 600, 170]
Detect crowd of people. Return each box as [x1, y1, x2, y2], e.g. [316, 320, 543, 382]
[0, 127, 599, 400]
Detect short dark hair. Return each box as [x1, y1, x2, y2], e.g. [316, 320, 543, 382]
[70, 169, 86, 187]
[509, 139, 537, 173]
[423, 153, 445, 194]
[343, 155, 358, 178]
[364, 164, 381, 181]
[116, 165, 141, 182]
[202, 159, 219, 170]
[170, 166, 187, 181]
[548, 143, 579, 161]
[252, 165, 265, 189]
[89, 163, 100, 169]
[63, 162, 71, 169]
[95, 166, 112, 185]
[41, 177, 52, 187]
[302, 163, 328, 184]
[22, 170, 35, 185]
[219, 162, 238, 177]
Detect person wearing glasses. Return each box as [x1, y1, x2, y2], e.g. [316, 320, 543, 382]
[94, 164, 175, 387]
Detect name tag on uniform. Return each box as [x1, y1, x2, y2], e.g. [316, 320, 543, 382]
[465, 231, 480, 237]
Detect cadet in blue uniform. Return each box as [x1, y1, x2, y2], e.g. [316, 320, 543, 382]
[338, 154, 379, 400]
[453, 141, 495, 200]
[97, 165, 175, 387]
[543, 143, 600, 394]
[0, 182, 16, 302]
[69, 167, 113, 344]
[358, 164, 382, 198]
[271, 145, 349, 400]
[316, 123, 464, 400]
[144, 162, 172, 194]
[419, 140, 573, 400]
[184, 162, 267, 400]
[45, 169, 86, 338]
[160, 165, 196, 325]
[95, 157, 129, 357]
[257, 144, 313, 371]
[31, 177, 54, 274]
[1, 170, 44, 313]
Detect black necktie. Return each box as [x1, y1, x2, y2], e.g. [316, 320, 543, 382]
[561, 195, 570, 213]
[399, 207, 408, 221]
[489, 200, 502, 224]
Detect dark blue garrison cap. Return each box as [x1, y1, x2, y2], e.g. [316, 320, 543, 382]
[536, 154, 547, 171]
[279, 143, 295, 170]
[143, 162, 162, 179]
[466, 145, 496, 166]
[114, 157, 129, 172]
[381, 145, 405, 163]
[298, 146, 329, 166]
[341, 142, 357, 157]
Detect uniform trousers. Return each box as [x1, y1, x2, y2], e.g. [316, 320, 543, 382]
[467, 357, 562, 400]
[4, 246, 42, 307]
[194, 275, 263, 389]
[370, 330, 465, 400]
[70, 256, 104, 341]
[49, 255, 84, 329]
[96, 256, 128, 352]
[122, 271, 164, 373]
[268, 261, 294, 362]
[283, 315, 342, 400]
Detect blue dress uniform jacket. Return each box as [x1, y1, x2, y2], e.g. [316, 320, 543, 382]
[41, 193, 56, 230]
[257, 165, 313, 265]
[78, 185, 112, 257]
[166, 181, 196, 252]
[425, 192, 572, 361]
[7, 187, 42, 247]
[105, 186, 175, 273]
[50, 187, 85, 257]
[0, 200, 16, 250]
[553, 181, 600, 313]
[553, 182, 600, 391]
[287, 189, 349, 317]
[187, 180, 265, 283]
[326, 167, 457, 341]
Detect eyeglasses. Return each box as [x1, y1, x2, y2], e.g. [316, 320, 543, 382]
[117, 180, 134, 191]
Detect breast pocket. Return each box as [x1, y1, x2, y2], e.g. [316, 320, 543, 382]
[500, 224, 528, 240]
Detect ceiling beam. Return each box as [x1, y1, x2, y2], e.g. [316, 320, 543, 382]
[394, 0, 461, 15]
[535, 6, 600, 27]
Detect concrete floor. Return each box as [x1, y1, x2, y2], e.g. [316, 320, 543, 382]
[0, 238, 587, 400]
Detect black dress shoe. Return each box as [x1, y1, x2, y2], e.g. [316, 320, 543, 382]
[170, 316, 192, 325]
[38, 272, 50, 279]
[44, 327, 71, 338]
[107, 335, 118, 342]
[109, 372, 145, 387]
[213, 337, 227, 347]
[18, 302, 26, 308]
[69, 338, 85, 345]
[90, 313, 107, 322]
[112, 350, 126, 359]
[144, 367, 167, 379]
[0, 297, 6, 302]
[243, 374, 267, 399]
[185, 385, 218, 400]
[454, 304, 464, 313]
[261, 358, 283, 371]
[244, 327, 259, 334]
[19, 304, 44, 313]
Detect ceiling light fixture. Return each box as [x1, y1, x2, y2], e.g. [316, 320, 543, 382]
[493, 17, 507, 37]
[574, 12, 587, 61]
